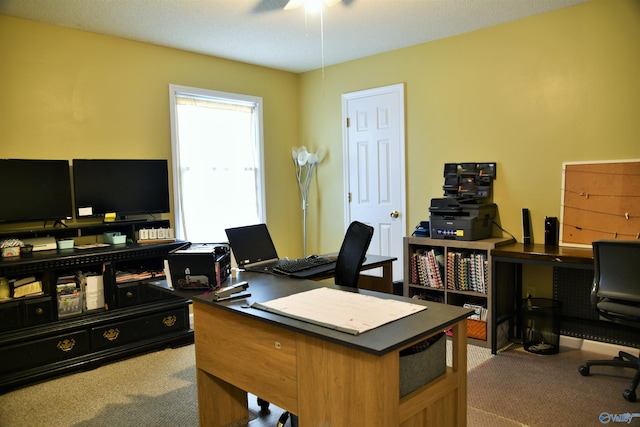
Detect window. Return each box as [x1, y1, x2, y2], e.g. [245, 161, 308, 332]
[169, 85, 265, 242]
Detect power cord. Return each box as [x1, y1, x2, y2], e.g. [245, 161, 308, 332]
[493, 221, 516, 241]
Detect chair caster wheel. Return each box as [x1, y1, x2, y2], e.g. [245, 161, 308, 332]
[623, 389, 637, 402]
[277, 411, 290, 427]
[257, 397, 270, 412]
[578, 365, 590, 376]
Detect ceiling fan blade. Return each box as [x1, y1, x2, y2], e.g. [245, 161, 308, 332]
[252, 0, 290, 13]
[284, 0, 347, 10]
[284, 0, 306, 10]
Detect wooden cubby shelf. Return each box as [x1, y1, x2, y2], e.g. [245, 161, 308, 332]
[404, 236, 514, 348]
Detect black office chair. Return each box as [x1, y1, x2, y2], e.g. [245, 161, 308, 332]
[578, 240, 640, 402]
[274, 221, 374, 427]
[333, 220, 375, 287]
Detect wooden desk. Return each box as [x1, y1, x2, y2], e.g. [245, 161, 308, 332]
[491, 243, 593, 267]
[177, 272, 471, 426]
[295, 254, 396, 294]
[491, 243, 598, 354]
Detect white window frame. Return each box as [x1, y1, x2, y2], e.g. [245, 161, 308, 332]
[168, 84, 266, 241]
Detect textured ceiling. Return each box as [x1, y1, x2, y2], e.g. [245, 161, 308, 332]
[0, 0, 590, 73]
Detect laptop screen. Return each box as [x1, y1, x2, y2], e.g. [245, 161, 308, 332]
[225, 224, 279, 267]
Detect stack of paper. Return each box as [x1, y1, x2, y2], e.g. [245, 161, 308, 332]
[252, 287, 427, 335]
[12, 276, 43, 298]
[85, 275, 105, 310]
[464, 302, 487, 321]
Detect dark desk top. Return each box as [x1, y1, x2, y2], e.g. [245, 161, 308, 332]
[154, 270, 471, 356]
[291, 254, 396, 279]
[491, 243, 593, 267]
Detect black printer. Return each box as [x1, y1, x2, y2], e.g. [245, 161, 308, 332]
[429, 198, 496, 241]
[166, 244, 231, 290]
[427, 162, 498, 241]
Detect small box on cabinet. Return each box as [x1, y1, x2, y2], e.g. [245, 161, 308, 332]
[103, 232, 126, 245]
[56, 239, 74, 250]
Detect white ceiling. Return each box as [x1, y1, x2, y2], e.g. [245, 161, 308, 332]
[0, 0, 590, 73]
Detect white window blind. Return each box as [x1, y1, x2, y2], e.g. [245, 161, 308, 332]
[169, 85, 265, 243]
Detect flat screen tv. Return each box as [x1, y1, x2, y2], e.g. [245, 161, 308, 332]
[0, 159, 73, 224]
[72, 159, 170, 219]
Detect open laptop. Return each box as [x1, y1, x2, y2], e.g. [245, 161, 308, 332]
[225, 223, 290, 273]
[225, 223, 336, 275]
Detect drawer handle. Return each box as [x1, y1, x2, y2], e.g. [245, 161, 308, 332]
[126, 291, 134, 299]
[163, 315, 177, 327]
[103, 328, 120, 341]
[35, 308, 44, 316]
[57, 338, 76, 352]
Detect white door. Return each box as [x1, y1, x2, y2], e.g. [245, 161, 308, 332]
[342, 83, 406, 283]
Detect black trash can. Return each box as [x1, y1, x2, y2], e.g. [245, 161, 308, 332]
[522, 297, 562, 355]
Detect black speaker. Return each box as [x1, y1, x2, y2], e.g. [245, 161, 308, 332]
[544, 217, 558, 247]
[522, 208, 532, 245]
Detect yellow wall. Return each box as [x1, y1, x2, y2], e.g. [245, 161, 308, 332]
[0, 15, 302, 254]
[2, 0, 639, 270]
[299, 0, 640, 254]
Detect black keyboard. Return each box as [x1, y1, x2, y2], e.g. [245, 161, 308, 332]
[273, 256, 334, 274]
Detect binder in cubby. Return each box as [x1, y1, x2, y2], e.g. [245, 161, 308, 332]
[413, 248, 444, 289]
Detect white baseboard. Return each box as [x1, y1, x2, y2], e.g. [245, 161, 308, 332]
[560, 335, 638, 358]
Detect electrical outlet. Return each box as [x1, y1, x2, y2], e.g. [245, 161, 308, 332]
[526, 287, 535, 298]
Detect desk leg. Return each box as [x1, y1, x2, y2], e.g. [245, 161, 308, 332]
[197, 368, 248, 427]
[491, 260, 520, 354]
[514, 263, 523, 342]
[358, 262, 394, 294]
[451, 320, 468, 426]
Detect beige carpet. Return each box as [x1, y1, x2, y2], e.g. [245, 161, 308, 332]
[1, 342, 636, 426]
[0, 345, 199, 427]
[468, 345, 640, 427]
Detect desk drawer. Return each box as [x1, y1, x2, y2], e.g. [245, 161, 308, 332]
[116, 282, 142, 308]
[24, 297, 54, 326]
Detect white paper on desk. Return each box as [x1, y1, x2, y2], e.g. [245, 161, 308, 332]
[251, 287, 427, 335]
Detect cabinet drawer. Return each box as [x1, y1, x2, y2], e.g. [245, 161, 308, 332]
[0, 301, 22, 332]
[116, 282, 142, 308]
[23, 297, 54, 326]
[91, 308, 188, 351]
[0, 330, 90, 374]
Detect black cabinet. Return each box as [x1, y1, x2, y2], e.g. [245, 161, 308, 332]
[0, 235, 193, 393]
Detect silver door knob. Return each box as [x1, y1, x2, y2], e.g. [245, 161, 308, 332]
[390, 211, 399, 218]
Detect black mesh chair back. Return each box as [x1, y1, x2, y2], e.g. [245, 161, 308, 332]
[579, 239, 640, 402]
[333, 221, 374, 287]
[592, 240, 640, 326]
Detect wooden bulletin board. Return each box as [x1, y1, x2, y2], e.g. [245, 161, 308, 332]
[561, 159, 640, 247]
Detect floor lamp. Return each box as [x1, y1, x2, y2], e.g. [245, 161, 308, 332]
[292, 146, 325, 257]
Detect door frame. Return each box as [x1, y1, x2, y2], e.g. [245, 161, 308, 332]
[341, 83, 407, 280]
